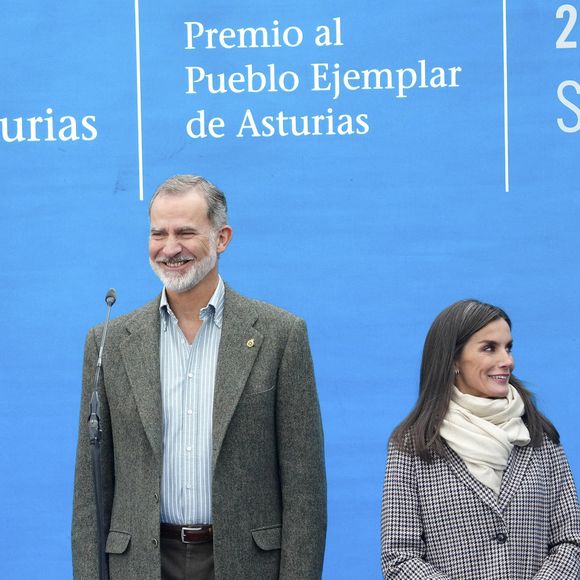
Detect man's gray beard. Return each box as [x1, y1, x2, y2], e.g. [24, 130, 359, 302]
[150, 248, 217, 294]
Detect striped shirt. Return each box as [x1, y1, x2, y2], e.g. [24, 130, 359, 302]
[158, 277, 224, 525]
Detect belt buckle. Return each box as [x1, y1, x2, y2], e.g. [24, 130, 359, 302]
[181, 526, 203, 544]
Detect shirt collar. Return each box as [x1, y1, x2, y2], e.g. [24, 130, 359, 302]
[159, 276, 225, 329]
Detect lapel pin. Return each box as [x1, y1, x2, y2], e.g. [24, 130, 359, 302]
[246, 338, 255, 348]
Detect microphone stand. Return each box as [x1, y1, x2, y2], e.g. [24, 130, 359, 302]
[88, 288, 116, 580]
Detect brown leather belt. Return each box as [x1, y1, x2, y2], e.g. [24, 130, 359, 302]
[161, 523, 213, 544]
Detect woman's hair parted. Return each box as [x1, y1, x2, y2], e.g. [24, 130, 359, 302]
[391, 299, 559, 459]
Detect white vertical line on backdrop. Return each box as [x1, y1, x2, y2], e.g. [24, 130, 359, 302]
[503, 0, 510, 193]
[134, 0, 144, 201]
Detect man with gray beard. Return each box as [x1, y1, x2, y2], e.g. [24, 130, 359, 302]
[72, 175, 327, 580]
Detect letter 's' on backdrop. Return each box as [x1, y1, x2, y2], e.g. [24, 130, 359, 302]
[1, 2, 579, 578]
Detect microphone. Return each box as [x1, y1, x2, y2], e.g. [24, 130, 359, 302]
[88, 288, 117, 580]
[105, 288, 116, 306]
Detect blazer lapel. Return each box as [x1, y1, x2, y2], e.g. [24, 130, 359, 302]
[498, 444, 533, 512]
[444, 446, 501, 514]
[212, 286, 263, 472]
[120, 298, 163, 462]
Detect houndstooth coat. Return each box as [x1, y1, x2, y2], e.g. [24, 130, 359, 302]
[381, 437, 580, 579]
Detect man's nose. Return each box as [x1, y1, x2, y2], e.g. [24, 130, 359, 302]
[163, 237, 182, 256]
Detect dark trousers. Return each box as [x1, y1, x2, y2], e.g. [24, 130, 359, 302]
[160, 536, 215, 580]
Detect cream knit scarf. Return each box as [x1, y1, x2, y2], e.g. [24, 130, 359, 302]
[440, 385, 531, 495]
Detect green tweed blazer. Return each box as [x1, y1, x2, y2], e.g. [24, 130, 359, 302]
[72, 285, 326, 579]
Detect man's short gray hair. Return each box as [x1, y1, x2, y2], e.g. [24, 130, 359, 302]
[149, 174, 228, 230]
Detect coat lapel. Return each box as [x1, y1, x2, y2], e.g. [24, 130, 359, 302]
[444, 446, 501, 514]
[212, 286, 263, 472]
[120, 298, 163, 462]
[445, 443, 534, 515]
[498, 444, 533, 512]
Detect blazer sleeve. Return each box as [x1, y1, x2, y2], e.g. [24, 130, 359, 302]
[532, 442, 580, 580]
[381, 443, 452, 579]
[71, 328, 115, 580]
[275, 317, 327, 580]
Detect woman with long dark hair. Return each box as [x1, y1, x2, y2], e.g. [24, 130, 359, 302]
[381, 299, 580, 579]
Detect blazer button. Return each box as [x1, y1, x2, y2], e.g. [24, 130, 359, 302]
[154, 493, 159, 503]
[495, 532, 508, 544]
[152, 538, 159, 548]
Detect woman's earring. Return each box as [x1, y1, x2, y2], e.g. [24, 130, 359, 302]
[454, 369, 460, 375]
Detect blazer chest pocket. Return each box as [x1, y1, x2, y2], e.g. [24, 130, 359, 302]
[105, 530, 131, 554]
[243, 383, 276, 397]
[251, 524, 282, 551]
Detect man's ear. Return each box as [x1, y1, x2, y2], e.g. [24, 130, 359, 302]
[216, 225, 233, 254]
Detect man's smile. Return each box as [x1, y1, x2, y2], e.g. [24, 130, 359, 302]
[156, 257, 194, 270]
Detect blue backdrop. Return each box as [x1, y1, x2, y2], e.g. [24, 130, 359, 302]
[1, 1, 580, 578]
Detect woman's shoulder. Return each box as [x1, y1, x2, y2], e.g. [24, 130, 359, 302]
[387, 432, 444, 466]
[535, 432, 563, 452]
[530, 433, 572, 473]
